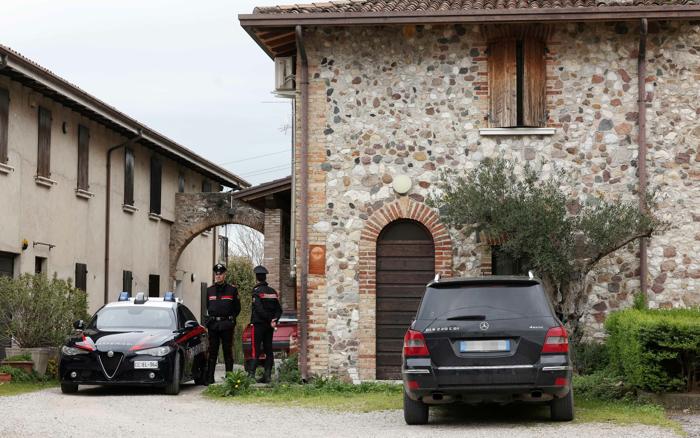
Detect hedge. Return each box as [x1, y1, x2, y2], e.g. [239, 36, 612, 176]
[605, 308, 700, 393]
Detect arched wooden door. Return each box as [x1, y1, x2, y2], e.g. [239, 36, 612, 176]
[376, 220, 435, 380]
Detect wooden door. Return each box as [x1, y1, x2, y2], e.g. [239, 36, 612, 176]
[376, 220, 434, 380]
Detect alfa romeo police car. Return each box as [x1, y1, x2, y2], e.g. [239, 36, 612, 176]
[59, 292, 208, 395]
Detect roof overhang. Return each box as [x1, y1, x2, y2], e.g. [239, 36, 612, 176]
[0, 46, 250, 189]
[240, 5, 700, 59]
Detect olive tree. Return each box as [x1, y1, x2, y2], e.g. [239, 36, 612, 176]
[427, 158, 666, 341]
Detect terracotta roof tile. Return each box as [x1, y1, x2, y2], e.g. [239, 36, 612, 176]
[253, 0, 691, 14]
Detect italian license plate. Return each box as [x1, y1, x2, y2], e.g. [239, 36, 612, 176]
[134, 360, 158, 369]
[460, 340, 510, 353]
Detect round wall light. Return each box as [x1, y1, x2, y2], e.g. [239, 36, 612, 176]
[392, 175, 412, 195]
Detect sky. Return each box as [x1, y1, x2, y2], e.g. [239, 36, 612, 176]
[3, 0, 293, 186]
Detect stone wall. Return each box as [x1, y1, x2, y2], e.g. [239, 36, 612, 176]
[295, 21, 700, 378]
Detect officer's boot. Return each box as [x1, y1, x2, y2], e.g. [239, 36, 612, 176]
[260, 366, 272, 384]
[247, 359, 257, 380]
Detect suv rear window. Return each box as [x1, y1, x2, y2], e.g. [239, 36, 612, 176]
[416, 283, 552, 321]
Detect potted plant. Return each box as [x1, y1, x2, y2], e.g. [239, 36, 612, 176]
[0, 274, 88, 376]
[1, 353, 33, 374]
[0, 365, 11, 383]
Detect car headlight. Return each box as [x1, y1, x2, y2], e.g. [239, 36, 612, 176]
[134, 346, 172, 357]
[62, 345, 89, 356]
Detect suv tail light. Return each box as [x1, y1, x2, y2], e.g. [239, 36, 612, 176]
[403, 330, 429, 357]
[542, 326, 569, 353]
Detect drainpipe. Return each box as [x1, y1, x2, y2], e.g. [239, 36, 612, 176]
[104, 130, 143, 305]
[638, 19, 649, 298]
[295, 25, 309, 382]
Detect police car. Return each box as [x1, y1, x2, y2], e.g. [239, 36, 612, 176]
[59, 292, 208, 395]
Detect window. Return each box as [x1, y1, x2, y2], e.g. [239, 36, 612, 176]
[178, 172, 185, 193]
[149, 156, 162, 214]
[148, 274, 160, 298]
[124, 147, 134, 206]
[179, 305, 198, 325]
[0, 87, 8, 164]
[35, 257, 46, 275]
[37, 106, 52, 177]
[77, 125, 90, 190]
[218, 235, 228, 265]
[122, 270, 133, 293]
[0, 252, 14, 278]
[75, 263, 87, 292]
[491, 246, 529, 276]
[487, 29, 546, 128]
[201, 179, 212, 193]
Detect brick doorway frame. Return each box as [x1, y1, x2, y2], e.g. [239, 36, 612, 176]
[358, 198, 452, 380]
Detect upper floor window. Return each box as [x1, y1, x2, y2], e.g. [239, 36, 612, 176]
[178, 172, 185, 193]
[150, 155, 162, 214]
[202, 179, 212, 193]
[0, 88, 9, 165]
[37, 106, 52, 177]
[487, 26, 547, 128]
[77, 125, 90, 190]
[124, 147, 135, 206]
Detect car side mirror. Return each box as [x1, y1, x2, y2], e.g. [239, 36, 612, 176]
[184, 320, 198, 330]
[73, 320, 85, 330]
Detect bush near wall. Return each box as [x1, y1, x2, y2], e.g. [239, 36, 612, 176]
[605, 308, 700, 393]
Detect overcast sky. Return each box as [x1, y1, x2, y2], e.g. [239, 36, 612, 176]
[3, 0, 293, 186]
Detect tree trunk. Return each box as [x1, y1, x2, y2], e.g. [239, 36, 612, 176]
[542, 271, 591, 345]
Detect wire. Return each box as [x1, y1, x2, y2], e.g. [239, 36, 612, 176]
[218, 148, 290, 166]
[237, 163, 290, 177]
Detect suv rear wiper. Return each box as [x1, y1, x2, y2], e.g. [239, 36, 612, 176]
[446, 315, 486, 321]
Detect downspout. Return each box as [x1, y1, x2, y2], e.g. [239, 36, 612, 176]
[638, 19, 649, 298]
[104, 131, 143, 305]
[295, 25, 309, 382]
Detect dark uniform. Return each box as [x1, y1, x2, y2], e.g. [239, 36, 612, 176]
[205, 263, 240, 384]
[249, 265, 282, 383]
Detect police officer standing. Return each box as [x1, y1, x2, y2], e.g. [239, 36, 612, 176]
[248, 265, 282, 383]
[205, 263, 240, 384]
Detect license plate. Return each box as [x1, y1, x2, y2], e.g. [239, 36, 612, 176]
[460, 340, 510, 353]
[134, 360, 158, 369]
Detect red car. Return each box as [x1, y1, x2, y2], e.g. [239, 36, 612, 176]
[242, 312, 298, 372]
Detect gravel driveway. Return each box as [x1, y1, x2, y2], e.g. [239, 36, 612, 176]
[0, 384, 681, 438]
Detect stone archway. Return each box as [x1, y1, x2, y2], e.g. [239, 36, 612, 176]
[169, 192, 264, 282]
[357, 198, 452, 380]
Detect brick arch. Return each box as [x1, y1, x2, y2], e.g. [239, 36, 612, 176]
[357, 198, 452, 380]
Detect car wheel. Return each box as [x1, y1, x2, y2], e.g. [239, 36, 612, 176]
[60, 383, 79, 394]
[403, 390, 429, 425]
[550, 386, 574, 421]
[164, 353, 181, 395]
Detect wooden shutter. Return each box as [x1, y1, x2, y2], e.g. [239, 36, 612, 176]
[75, 263, 87, 291]
[522, 38, 547, 127]
[488, 39, 517, 128]
[124, 147, 134, 205]
[149, 156, 162, 214]
[77, 125, 90, 190]
[148, 274, 160, 297]
[37, 106, 52, 177]
[122, 270, 132, 293]
[0, 88, 8, 164]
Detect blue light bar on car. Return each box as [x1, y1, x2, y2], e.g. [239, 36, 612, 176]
[118, 292, 130, 301]
[164, 292, 175, 302]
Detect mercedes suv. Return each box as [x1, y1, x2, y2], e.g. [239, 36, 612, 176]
[402, 276, 573, 424]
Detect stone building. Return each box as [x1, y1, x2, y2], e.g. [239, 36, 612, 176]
[242, 1, 700, 380]
[0, 45, 248, 321]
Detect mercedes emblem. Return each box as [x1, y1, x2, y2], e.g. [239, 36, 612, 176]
[479, 321, 490, 331]
[107, 350, 114, 358]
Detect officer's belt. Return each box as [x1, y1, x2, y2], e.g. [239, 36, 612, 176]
[210, 316, 235, 321]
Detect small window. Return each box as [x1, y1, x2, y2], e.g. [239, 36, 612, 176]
[0, 252, 15, 278]
[0, 87, 9, 164]
[178, 172, 185, 193]
[148, 274, 160, 298]
[77, 125, 90, 190]
[218, 235, 228, 265]
[37, 107, 52, 177]
[124, 147, 135, 206]
[35, 257, 47, 275]
[75, 263, 87, 291]
[491, 246, 529, 276]
[149, 156, 162, 214]
[202, 179, 212, 193]
[122, 270, 133, 293]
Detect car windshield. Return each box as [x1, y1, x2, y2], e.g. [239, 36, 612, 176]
[416, 283, 552, 321]
[90, 307, 176, 331]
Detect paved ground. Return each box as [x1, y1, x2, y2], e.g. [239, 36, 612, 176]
[670, 411, 700, 438]
[0, 382, 684, 438]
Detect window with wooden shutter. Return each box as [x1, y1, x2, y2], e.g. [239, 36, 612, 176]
[522, 38, 547, 127]
[37, 106, 52, 177]
[148, 274, 160, 297]
[149, 156, 162, 214]
[124, 147, 134, 206]
[122, 270, 133, 293]
[75, 263, 87, 292]
[77, 125, 90, 190]
[488, 39, 517, 128]
[178, 172, 185, 193]
[0, 88, 9, 164]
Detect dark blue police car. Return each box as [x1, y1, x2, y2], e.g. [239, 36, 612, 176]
[59, 292, 208, 395]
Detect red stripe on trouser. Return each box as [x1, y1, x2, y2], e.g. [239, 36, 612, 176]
[251, 325, 256, 359]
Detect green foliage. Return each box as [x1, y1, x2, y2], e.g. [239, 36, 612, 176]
[4, 353, 31, 362]
[573, 371, 636, 401]
[605, 308, 700, 392]
[572, 341, 609, 375]
[278, 353, 302, 384]
[632, 292, 648, 310]
[226, 256, 256, 364]
[0, 274, 89, 348]
[205, 369, 253, 397]
[0, 364, 52, 383]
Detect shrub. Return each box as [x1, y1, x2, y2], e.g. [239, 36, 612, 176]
[0, 274, 89, 348]
[4, 353, 32, 362]
[573, 371, 635, 401]
[225, 257, 255, 364]
[206, 369, 253, 397]
[0, 364, 50, 383]
[572, 341, 609, 375]
[278, 353, 302, 384]
[605, 308, 700, 393]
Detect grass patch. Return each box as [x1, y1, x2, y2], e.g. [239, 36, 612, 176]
[575, 397, 683, 434]
[0, 381, 57, 397]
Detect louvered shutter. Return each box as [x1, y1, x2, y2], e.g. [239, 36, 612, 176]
[124, 147, 134, 205]
[488, 39, 517, 128]
[150, 156, 162, 214]
[0, 88, 8, 164]
[37, 107, 52, 177]
[77, 125, 90, 190]
[523, 38, 547, 127]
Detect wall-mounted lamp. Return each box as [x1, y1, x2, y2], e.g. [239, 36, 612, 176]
[21, 239, 29, 251]
[190, 273, 196, 282]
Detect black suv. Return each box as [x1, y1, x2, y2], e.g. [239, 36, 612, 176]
[402, 276, 573, 424]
